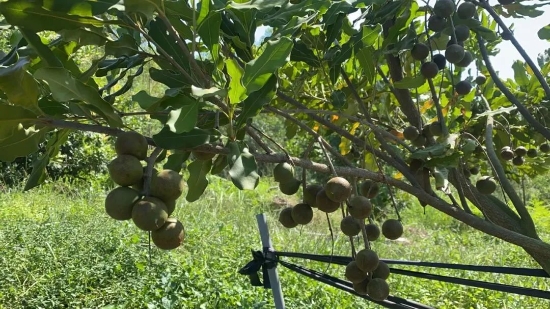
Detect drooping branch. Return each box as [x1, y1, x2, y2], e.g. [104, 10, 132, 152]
[485, 115, 537, 236]
[265, 106, 354, 167]
[275, 91, 414, 179]
[473, 0, 550, 99]
[34, 117, 550, 264]
[271, 109, 414, 152]
[476, 34, 550, 141]
[339, 67, 414, 162]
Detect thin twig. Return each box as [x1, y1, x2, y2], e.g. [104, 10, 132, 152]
[249, 124, 290, 158]
[245, 126, 273, 154]
[143, 147, 164, 197]
[34, 118, 550, 256]
[265, 106, 354, 167]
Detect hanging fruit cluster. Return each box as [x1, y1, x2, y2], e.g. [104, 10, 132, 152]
[276, 162, 404, 300]
[104, 131, 185, 250]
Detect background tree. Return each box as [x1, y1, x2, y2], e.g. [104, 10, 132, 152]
[1, 0, 550, 278]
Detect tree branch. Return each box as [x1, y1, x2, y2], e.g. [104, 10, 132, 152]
[474, 0, 550, 99]
[382, 20, 422, 129]
[476, 34, 550, 141]
[33, 117, 550, 264]
[485, 115, 537, 236]
[265, 106, 354, 167]
[275, 91, 412, 174]
[156, 12, 211, 87]
[245, 126, 273, 154]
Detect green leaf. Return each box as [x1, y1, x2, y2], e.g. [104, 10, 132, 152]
[105, 34, 139, 57]
[191, 86, 227, 98]
[59, 28, 108, 46]
[290, 40, 321, 67]
[235, 75, 278, 130]
[242, 37, 293, 94]
[167, 101, 199, 134]
[25, 129, 71, 191]
[394, 75, 426, 89]
[0, 105, 39, 141]
[197, 10, 222, 62]
[512, 61, 529, 87]
[163, 151, 190, 173]
[124, 0, 162, 22]
[38, 97, 69, 116]
[330, 90, 346, 109]
[324, 13, 345, 49]
[149, 68, 189, 88]
[410, 143, 451, 160]
[538, 24, 550, 41]
[149, 19, 190, 71]
[34, 67, 122, 127]
[0, 57, 41, 113]
[227, 0, 287, 10]
[226, 58, 247, 104]
[153, 127, 215, 149]
[0, 0, 111, 31]
[0, 124, 48, 162]
[356, 47, 376, 85]
[186, 159, 212, 202]
[226, 141, 260, 190]
[210, 154, 228, 174]
[323, 1, 354, 26]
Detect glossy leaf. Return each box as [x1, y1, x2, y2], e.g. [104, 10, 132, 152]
[197, 9, 222, 62]
[163, 151, 189, 173]
[186, 159, 212, 202]
[226, 58, 247, 104]
[153, 127, 214, 149]
[124, 0, 162, 21]
[226, 141, 260, 190]
[0, 57, 40, 113]
[0, 0, 111, 31]
[0, 124, 48, 162]
[24, 129, 71, 191]
[242, 37, 293, 94]
[167, 101, 200, 134]
[191, 86, 228, 98]
[0, 105, 40, 141]
[235, 75, 278, 130]
[34, 68, 122, 127]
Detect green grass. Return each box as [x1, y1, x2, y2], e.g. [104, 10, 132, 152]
[0, 177, 549, 309]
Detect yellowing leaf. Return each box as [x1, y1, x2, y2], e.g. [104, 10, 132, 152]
[393, 172, 403, 180]
[420, 99, 434, 113]
[339, 137, 351, 155]
[349, 122, 360, 135]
